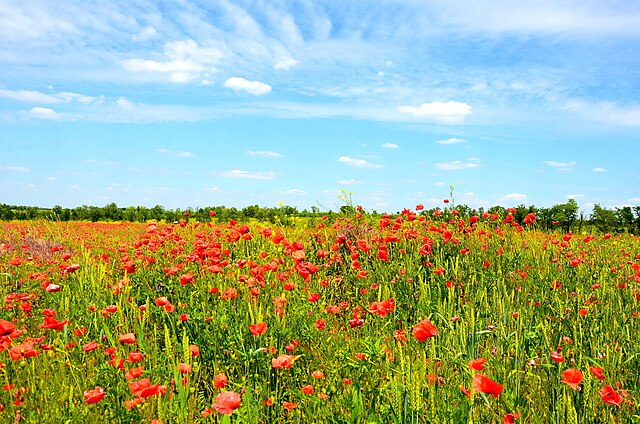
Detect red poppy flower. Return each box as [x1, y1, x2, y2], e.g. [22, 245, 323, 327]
[84, 386, 105, 404]
[39, 317, 70, 331]
[412, 319, 439, 342]
[214, 373, 228, 389]
[472, 373, 503, 397]
[125, 366, 144, 380]
[212, 391, 241, 415]
[312, 370, 325, 379]
[272, 354, 295, 369]
[119, 333, 136, 344]
[189, 344, 200, 357]
[589, 366, 605, 380]
[468, 357, 487, 371]
[9, 342, 40, 360]
[0, 320, 16, 337]
[598, 385, 623, 407]
[249, 322, 267, 337]
[282, 401, 298, 412]
[82, 341, 98, 352]
[550, 351, 564, 363]
[129, 378, 160, 398]
[560, 368, 583, 390]
[179, 273, 194, 286]
[368, 298, 395, 317]
[301, 385, 314, 395]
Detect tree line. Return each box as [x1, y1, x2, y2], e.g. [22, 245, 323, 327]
[1, 199, 639, 234]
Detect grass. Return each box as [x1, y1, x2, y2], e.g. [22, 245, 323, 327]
[0, 209, 638, 423]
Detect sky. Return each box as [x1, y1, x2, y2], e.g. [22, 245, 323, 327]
[1, 0, 639, 214]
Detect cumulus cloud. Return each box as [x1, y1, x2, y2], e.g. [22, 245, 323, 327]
[381, 143, 399, 149]
[398, 101, 471, 123]
[30, 107, 61, 120]
[122, 39, 222, 84]
[501, 192, 528, 201]
[156, 148, 193, 157]
[437, 138, 466, 145]
[220, 170, 275, 179]
[246, 150, 283, 158]
[224, 77, 272, 95]
[435, 158, 480, 171]
[274, 57, 298, 70]
[338, 156, 383, 169]
[545, 160, 577, 171]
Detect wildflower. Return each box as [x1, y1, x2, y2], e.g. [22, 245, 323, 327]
[249, 322, 267, 336]
[214, 373, 228, 389]
[560, 368, 583, 390]
[468, 358, 487, 371]
[472, 374, 503, 397]
[84, 386, 105, 404]
[413, 319, 439, 342]
[272, 354, 295, 369]
[212, 391, 241, 414]
[598, 385, 623, 407]
[301, 385, 314, 395]
[589, 366, 605, 380]
[119, 333, 136, 344]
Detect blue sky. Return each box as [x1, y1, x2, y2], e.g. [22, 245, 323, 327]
[1, 0, 639, 213]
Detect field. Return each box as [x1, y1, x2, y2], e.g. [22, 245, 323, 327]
[0, 207, 639, 423]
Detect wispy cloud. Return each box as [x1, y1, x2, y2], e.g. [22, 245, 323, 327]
[1, 165, 30, 173]
[122, 39, 222, 84]
[567, 194, 584, 199]
[285, 189, 306, 195]
[338, 156, 383, 169]
[399, 101, 471, 123]
[30, 107, 62, 120]
[592, 167, 607, 172]
[219, 170, 276, 179]
[435, 158, 480, 171]
[246, 150, 283, 158]
[500, 192, 528, 202]
[381, 143, 399, 149]
[437, 138, 466, 145]
[545, 160, 577, 171]
[224, 77, 272, 95]
[157, 148, 193, 157]
[338, 179, 363, 185]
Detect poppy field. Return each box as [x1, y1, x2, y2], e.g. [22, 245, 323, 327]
[0, 206, 639, 423]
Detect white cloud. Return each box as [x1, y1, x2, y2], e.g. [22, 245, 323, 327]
[437, 138, 466, 145]
[0, 89, 100, 104]
[1, 165, 30, 173]
[46, 176, 57, 181]
[338, 156, 383, 169]
[545, 160, 577, 171]
[246, 150, 283, 158]
[628, 197, 640, 203]
[285, 189, 306, 195]
[206, 187, 220, 193]
[156, 148, 193, 157]
[381, 143, 399, 149]
[132, 26, 158, 42]
[567, 194, 584, 199]
[220, 170, 275, 179]
[0, 89, 60, 104]
[565, 99, 640, 127]
[224, 77, 272, 95]
[122, 39, 222, 83]
[501, 192, 528, 201]
[435, 159, 480, 171]
[398, 101, 471, 123]
[592, 167, 607, 172]
[434, 182, 446, 186]
[338, 179, 363, 185]
[274, 57, 298, 70]
[30, 107, 61, 120]
[116, 97, 134, 110]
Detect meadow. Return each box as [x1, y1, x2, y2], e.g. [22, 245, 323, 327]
[0, 205, 638, 423]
